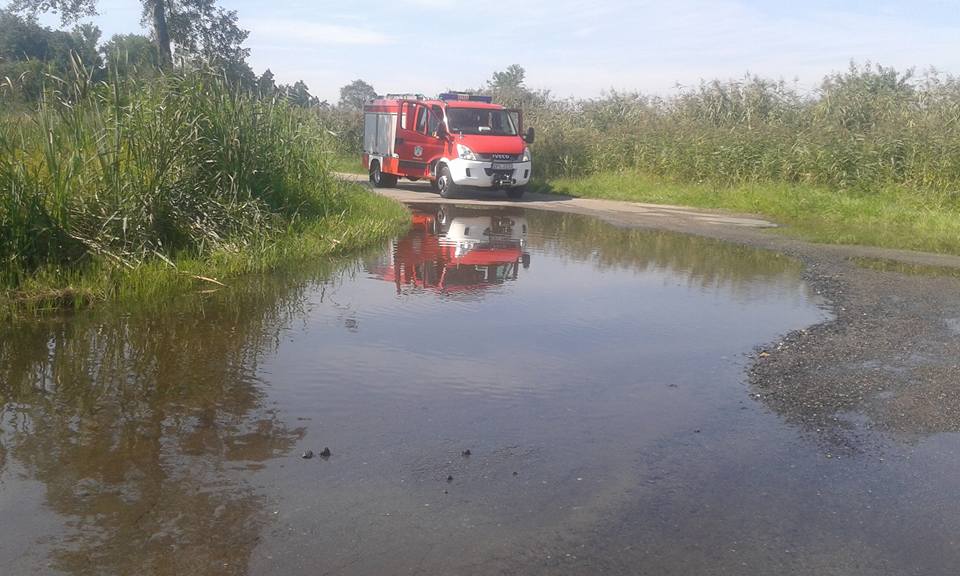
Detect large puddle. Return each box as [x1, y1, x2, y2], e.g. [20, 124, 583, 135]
[2, 204, 957, 574]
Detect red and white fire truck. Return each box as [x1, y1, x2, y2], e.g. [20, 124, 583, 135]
[369, 206, 531, 294]
[362, 92, 535, 199]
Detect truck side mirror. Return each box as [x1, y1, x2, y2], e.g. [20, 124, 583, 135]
[524, 127, 535, 144]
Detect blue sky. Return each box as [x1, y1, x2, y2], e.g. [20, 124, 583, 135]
[31, 0, 960, 102]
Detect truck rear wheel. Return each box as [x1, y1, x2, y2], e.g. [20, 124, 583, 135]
[370, 161, 397, 188]
[437, 165, 458, 199]
[506, 186, 526, 199]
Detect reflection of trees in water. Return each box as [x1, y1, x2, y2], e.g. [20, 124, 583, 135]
[0, 265, 361, 574]
[524, 211, 801, 291]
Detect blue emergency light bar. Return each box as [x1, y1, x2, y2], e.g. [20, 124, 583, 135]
[439, 92, 493, 103]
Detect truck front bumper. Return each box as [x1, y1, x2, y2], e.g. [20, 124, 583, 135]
[447, 159, 532, 188]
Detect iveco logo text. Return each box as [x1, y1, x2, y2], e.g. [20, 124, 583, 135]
[493, 154, 511, 160]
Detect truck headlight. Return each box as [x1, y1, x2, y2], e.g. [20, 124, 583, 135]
[457, 144, 479, 161]
[521, 147, 531, 162]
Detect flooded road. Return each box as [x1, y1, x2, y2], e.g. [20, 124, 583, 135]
[3, 203, 959, 575]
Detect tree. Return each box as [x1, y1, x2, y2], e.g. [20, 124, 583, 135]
[147, 0, 172, 66]
[258, 68, 276, 97]
[280, 80, 319, 107]
[10, 0, 248, 72]
[338, 79, 376, 110]
[484, 64, 549, 108]
[70, 22, 100, 66]
[100, 33, 159, 78]
[0, 9, 103, 101]
[1, 8, 99, 63]
[488, 64, 526, 93]
[162, 2, 249, 70]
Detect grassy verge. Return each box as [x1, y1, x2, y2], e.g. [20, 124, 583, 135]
[2, 184, 408, 317]
[1, 68, 408, 319]
[328, 153, 367, 175]
[537, 170, 960, 255]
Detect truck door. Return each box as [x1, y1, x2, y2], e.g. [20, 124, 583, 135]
[396, 103, 446, 179]
[394, 101, 418, 177]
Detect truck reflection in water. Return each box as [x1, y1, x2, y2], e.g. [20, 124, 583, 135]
[372, 205, 531, 294]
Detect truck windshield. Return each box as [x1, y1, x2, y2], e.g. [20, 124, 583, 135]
[446, 108, 518, 136]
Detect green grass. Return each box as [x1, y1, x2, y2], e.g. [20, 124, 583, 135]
[539, 170, 960, 254]
[2, 184, 408, 318]
[1, 65, 409, 319]
[327, 153, 367, 175]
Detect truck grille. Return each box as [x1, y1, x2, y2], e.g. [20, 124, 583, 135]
[478, 153, 523, 162]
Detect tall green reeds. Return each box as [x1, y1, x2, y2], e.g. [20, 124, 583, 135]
[524, 63, 960, 204]
[1, 59, 381, 293]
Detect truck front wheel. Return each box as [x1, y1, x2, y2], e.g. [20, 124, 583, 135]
[437, 166, 458, 199]
[370, 161, 397, 188]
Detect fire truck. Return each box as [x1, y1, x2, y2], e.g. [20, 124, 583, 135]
[369, 206, 531, 294]
[362, 92, 535, 199]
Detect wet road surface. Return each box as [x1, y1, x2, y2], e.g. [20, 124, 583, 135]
[2, 203, 960, 575]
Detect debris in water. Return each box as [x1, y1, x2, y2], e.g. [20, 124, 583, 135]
[447, 475, 454, 483]
[320, 447, 332, 458]
[301, 450, 314, 460]
[461, 449, 472, 457]
[513, 471, 519, 476]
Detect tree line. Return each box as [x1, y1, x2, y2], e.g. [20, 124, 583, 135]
[0, 5, 381, 110]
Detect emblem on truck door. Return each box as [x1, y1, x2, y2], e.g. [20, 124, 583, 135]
[414, 146, 423, 157]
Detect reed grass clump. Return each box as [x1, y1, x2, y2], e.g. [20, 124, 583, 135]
[510, 63, 960, 253]
[0, 60, 408, 310]
[526, 64, 960, 203]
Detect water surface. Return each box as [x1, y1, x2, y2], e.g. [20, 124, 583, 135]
[4, 204, 952, 575]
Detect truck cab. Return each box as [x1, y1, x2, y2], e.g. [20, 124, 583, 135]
[363, 92, 535, 199]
